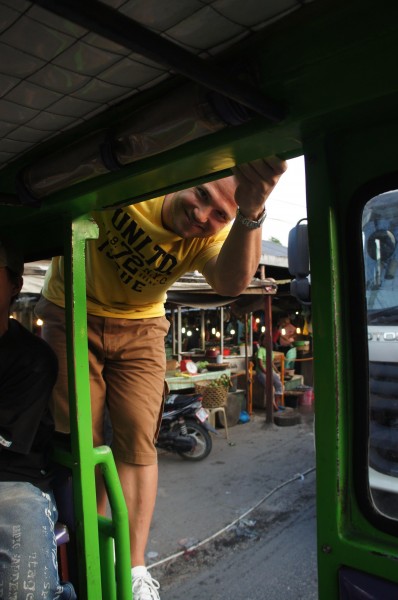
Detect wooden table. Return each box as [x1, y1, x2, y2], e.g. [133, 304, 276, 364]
[166, 369, 232, 391]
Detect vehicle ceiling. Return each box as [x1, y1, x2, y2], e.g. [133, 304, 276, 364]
[0, 0, 308, 173]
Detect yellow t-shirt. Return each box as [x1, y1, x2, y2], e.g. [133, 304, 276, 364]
[42, 197, 231, 319]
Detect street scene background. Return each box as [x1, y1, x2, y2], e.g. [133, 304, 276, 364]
[148, 407, 317, 600]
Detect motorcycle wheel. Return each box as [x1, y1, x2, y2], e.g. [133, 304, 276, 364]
[175, 419, 212, 461]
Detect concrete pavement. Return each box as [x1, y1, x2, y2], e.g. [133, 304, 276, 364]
[147, 407, 316, 569]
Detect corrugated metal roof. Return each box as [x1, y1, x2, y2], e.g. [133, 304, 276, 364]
[20, 241, 289, 294]
[166, 272, 277, 308]
[260, 240, 288, 268]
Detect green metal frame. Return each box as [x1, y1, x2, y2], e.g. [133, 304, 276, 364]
[305, 118, 398, 598]
[52, 216, 132, 600]
[2, 2, 398, 598]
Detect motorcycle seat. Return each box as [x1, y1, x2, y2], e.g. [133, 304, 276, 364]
[165, 393, 202, 408]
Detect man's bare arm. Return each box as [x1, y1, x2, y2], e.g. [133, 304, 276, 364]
[203, 157, 287, 296]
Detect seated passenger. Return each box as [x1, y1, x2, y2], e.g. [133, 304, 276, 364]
[0, 240, 76, 600]
[255, 332, 284, 411]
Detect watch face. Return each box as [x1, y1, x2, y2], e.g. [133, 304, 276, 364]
[258, 213, 266, 226]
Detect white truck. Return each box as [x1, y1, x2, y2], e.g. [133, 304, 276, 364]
[363, 191, 398, 492]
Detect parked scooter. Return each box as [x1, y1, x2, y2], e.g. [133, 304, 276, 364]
[156, 392, 213, 461]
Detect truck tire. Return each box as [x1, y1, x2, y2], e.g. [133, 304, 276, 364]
[274, 407, 302, 427]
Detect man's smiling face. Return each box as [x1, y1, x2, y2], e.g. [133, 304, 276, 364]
[162, 177, 237, 239]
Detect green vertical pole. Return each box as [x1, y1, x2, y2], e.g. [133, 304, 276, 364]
[60, 215, 132, 600]
[63, 215, 103, 599]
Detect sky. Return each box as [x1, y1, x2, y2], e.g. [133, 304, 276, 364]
[262, 155, 307, 247]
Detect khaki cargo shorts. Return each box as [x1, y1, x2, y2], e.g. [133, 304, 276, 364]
[35, 296, 170, 465]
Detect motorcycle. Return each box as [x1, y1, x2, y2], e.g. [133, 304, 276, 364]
[156, 392, 213, 461]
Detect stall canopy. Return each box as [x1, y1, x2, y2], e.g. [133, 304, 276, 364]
[22, 261, 50, 294]
[166, 271, 277, 310]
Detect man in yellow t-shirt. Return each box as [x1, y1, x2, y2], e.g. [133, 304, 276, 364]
[36, 156, 287, 600]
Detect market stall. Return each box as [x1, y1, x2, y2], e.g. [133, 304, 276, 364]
[165, 272, 278, 419]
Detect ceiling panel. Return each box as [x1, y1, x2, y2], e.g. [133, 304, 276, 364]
[0, 0, 309, 171]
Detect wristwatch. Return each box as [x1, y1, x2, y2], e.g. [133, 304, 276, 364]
[235, 206, 267, 229]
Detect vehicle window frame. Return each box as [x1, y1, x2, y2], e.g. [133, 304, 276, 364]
[348, 171, 398, 537]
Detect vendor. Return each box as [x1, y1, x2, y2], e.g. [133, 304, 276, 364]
[274, 315, 296, 354]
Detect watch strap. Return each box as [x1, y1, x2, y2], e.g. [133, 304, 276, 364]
[235, 206, 267, 229]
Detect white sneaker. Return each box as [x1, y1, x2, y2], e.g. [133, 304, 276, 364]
[132, 567, 160, 600]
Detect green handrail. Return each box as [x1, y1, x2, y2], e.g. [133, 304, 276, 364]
[56, 215, 132, 600]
